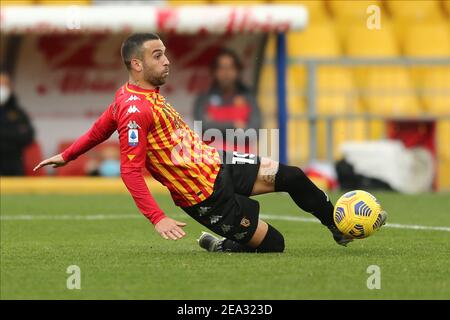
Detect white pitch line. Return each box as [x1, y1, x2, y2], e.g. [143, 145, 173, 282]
[0, 214, 142, 221]
[1, 213, 449, 233]
[259, 214, 450, 232]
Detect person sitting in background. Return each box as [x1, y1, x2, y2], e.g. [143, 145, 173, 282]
[0, 67, 35, 176]
[86, 144, 121, 177]
[193, 48, 261, 153]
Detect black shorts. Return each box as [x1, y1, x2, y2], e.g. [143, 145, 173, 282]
[181, 151, 261, 244]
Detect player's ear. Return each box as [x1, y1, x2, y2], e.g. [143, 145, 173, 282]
[130, 58, 143, 72]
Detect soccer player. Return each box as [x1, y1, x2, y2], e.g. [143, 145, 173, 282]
[34, 33, 352, 253]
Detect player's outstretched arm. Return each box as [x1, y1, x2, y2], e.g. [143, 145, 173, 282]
[120, 166, 187, 241]
[33, 153, 67, 171]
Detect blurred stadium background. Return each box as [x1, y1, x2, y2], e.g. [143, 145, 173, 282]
[0, 0, 449, 193]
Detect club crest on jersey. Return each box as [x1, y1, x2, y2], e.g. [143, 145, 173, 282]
[127, 105, 140, 114]
[126, 95, 140, 102]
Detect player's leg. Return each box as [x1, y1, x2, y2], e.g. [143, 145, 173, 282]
[251, 157, 352, 246]
[199, 218, 285, 253]
[185, 162, 285, 253]
[251, 157, 334, 226]
[223, 219, 285, 253]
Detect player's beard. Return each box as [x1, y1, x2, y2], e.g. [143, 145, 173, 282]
[143, 65, 167, 87]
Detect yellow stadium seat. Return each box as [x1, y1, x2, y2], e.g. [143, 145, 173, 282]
[258, 63, 309, 165]
[271, 0, 329, 23]
[316, 66, 358, 115]
[387, 0, 444, 22]
[296, 66, 364, 160]
[436, 159, 450, 191]
[288, 22, 341, 58]
[436, 120, 450, 160]
[403, 22, 450, 57]
[316, 68, 364, 159]
[37, 0, 90, 4]
[258, 64, 277, 115]
[287, 64, 305, 92]
[344, 21, 399, 57]
[288, 118, 310, 165]
[286, 66, 359, 115]
[445, 1, 450, 16]
[264, 34, 276, 60]
[1, 0, 34, 5]
[316, 116, 367, 160]
[328, 0, 381, 22]
[421, 67, 450, 115]
[359, 67, 422, 116]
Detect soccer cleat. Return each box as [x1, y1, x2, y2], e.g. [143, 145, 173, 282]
[327, 224, 354, 247]
[379, 210, 388, 228]
[197, 231, 223, 252]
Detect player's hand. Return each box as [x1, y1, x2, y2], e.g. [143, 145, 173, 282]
[154, 217, 187, 240]
[33, 153, 67, 171]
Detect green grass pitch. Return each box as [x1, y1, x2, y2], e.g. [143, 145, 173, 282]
[1, 192, 449, 299]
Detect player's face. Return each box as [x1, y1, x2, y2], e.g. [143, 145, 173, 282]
[214, 55, 239, 91]
[141, 39, 170, 87]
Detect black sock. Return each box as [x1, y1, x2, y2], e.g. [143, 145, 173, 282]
[274, 164, 335, 227]
[220, 224, 285, 253]
[220, 239, 256, 252]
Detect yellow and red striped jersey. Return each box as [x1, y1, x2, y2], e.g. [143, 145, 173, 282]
[122, 83, 221, 207]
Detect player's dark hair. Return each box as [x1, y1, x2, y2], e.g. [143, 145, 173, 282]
[121, 33, 160, 70]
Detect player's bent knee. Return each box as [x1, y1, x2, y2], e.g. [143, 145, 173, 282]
[255, 224, 285, 253]
[275, 164, 306, 191]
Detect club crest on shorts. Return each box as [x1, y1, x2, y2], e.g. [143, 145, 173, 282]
[240, 217, 251, 228]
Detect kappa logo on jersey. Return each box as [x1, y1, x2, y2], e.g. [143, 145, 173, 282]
[126, 105, 140, 114]
[126, 95, 141, 102]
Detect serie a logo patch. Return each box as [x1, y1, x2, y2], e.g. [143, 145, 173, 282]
[127, 120, 140, 147]
[128, 129, 138, 146]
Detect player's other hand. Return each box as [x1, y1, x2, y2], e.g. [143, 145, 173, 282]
[33, 153, 67, 171]
[155, 217, 187, 240]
